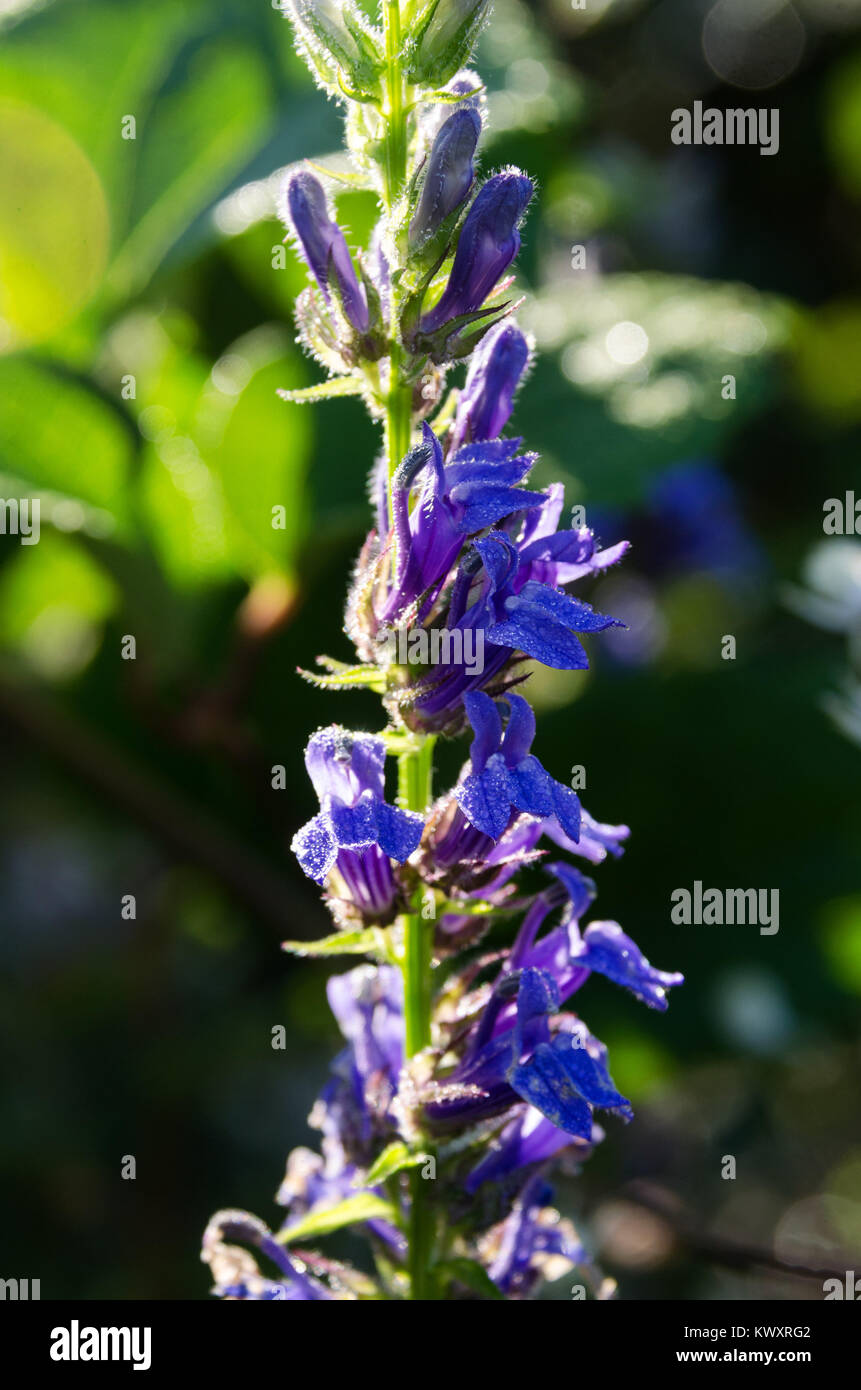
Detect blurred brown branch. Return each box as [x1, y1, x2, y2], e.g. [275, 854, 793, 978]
[626, 1180, 856, 1285]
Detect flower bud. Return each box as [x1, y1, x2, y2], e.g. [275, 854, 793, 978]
[421, 70, 484, 146]
[419, 170, 533, 336]
[451, 320, 532, 447]
[409, 106, 481, 250]
[407, 0, 492, 88]
[286, 0, 382, 95]
[282, 171, 369, 334]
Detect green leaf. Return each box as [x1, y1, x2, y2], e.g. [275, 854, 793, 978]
[365, 1142, 430, 1185]
[201, 327, 312, 580]
[106, 38, 273, 300]
[277, 1193, 397, 1245]
[0, 531, 117, 680]
[0, 358, 132, 519]
[282, 927, 389, 958]
[0, 101, 110, 347]
[433, 1258, 504, 1300]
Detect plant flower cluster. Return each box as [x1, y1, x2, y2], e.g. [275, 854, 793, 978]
[203, 0, 682, 1302]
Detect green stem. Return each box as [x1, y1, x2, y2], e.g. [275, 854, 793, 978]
[385, 348, 412, 490]
[381, 2, 436, 1300]
[398, 737, 435, 1058]
[397, 736, 436, 1300]
[382, 3, 413, 508]
[382, 0, 408, 213]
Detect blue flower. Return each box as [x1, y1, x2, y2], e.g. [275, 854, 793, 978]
[418, 170, 533, 337]
[380, 423, 545, 623]
[276, 965, 406, 1256]
[456, 691, 583, 841]
[424, 863, 681, 1169]
[424, 966, 632, 1139]
[431, 710, 629, 877]
[477, 1174, 587, 1297]
[281, 171, 369, 334]
[399, 491, 626, 726]
[474, 531, 624, 670]
[291, 728, 424, 919]
[465, 1107, 589, 1194]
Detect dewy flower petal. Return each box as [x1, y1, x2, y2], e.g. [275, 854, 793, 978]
[487, 580, 623, 670]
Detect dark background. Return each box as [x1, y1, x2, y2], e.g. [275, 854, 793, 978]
[0, 0, 859, 1299]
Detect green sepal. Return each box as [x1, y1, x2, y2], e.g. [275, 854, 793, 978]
[278, 377, 365, 404]
[297, 658, 386, 691]
[433, 1257, 504, 1299]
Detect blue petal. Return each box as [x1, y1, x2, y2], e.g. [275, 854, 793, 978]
[304, 727, 386, 804]
[509, 1033, 632, 1136]
[545, 862, 596, 919]
[500, 692, 536, 763]
[327, 789, 378, 848]
[456, 755, 511, 839]
[487, 604, 590, 667]
[508, 1051, 594, 1139]
[578, 922, 684, 1010]
[446, 454, 534, 491]
[463, 690, 503, 772]
[513, 967, 558, 1055]
[450, 438, 526, 468]
[454, 485, 547, 532]
[549, 779, 582, 842]
[550, 1036, 633, 1119]
[465, 1110, 573, 1193]
[291, 812, 338, 882]
[375, 800, 425, 863]
[506, 754, 555, 817]
[515, 580, 621, 633]
[473, 532, 520, 594]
